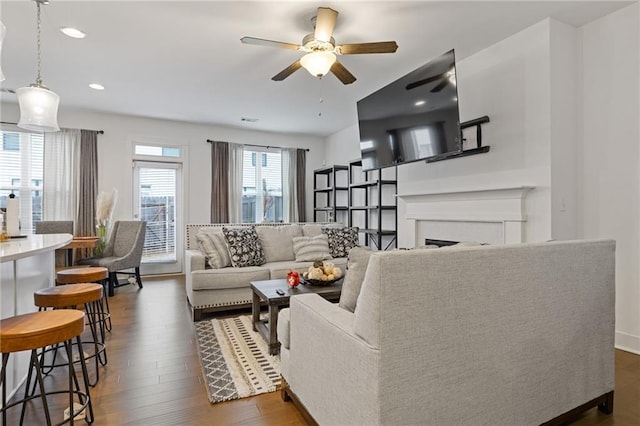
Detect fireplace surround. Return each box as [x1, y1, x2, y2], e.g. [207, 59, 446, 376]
[397, 185, 534, 247]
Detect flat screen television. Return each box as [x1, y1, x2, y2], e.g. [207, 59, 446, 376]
[357, 49, 462, 171]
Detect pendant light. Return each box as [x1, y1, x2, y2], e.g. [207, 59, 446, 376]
[17, 0, 60, 133]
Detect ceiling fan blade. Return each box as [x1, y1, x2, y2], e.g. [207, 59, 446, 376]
[337, 41, 398, 55]
[431, 79, 449, 93]
[314, 7, 338, 43]
[241, 36, 301, 51]
[330, 60, 356, 85]
[405, 73, 446, 91]
[272, 60, 303, 81]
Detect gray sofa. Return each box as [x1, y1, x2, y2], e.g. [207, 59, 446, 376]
[184, 223, 348, 321]
[278, 239, 616, 425]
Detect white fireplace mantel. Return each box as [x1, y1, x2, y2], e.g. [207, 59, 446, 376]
[396, 185, 535, 245]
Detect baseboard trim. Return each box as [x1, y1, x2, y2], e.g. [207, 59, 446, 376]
[615, 331, 640, 355]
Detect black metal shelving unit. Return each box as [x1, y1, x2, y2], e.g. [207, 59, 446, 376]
[313, 165, 349, 224]
[348, 159, 397, 250]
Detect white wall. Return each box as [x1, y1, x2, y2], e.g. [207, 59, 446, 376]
[325, 5, 640, 354]
[550, 20, 580, 241]
[580, 3, 640, 354]
[0, 103, 325, 226]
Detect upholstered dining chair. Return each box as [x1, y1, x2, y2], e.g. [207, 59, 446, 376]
[77, 221, 146, 297]
[35, 220, 74, 267]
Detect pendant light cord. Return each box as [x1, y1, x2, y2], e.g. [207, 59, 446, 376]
[35, 0, 42, 86]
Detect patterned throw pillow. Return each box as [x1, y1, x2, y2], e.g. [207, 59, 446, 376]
[222, 226, 266, 267]
[292, 234, 333, 262]
[321, 226, 359, 258]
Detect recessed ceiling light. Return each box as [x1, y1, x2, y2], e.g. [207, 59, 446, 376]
[89, 83, 104, 90]
[60, 27, 86, 39]
[414, 100, 426, 106]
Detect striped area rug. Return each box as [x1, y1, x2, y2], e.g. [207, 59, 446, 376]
[194, 315, 281, 403]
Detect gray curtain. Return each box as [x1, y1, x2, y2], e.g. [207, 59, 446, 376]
[76, 130, 98, 260]
[211, 141, 229, 223]
[296, 149, 306, 222]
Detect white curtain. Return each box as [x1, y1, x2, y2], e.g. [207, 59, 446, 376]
[43, 128, 81, 221]
[228, 143, 244, 223]
[282, 148, 298, 223]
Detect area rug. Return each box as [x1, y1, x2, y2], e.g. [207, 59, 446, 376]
[194, 315, 281, 404]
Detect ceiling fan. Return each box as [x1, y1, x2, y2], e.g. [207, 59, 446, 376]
[240, 7, 398, 85]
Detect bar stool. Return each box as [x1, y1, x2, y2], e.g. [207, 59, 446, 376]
[57, 267, 112, 332]
[34, 284, 108, 387]
[1, 310, 93, 425]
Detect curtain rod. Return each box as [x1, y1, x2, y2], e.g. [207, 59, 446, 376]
[206, 139, 309, 152]
[0, 121, 104, 134]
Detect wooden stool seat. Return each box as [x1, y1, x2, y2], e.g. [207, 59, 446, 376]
[0, 310, 85, 354]
[1, 310, 93, 424]
[57, 267, 108, 284]
[34, 284, 103, 308]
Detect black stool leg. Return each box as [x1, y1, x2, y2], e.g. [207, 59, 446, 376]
[3, 350, 57, 426]
[99, 279, 112, 331]
[1, 353, 9, 426]
[64, 340, 75, 426]
[31, 349, 53, 426]
[135, 267, 143, 289]
[108, 272, 116, 297]
[74, 336, 94, 424]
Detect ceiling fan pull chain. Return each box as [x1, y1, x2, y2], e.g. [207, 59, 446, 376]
[318, 77, 324, 117]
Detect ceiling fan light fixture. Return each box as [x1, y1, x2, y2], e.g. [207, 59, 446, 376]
[300, 51, 336, 78]
[18, 0, 60, 133]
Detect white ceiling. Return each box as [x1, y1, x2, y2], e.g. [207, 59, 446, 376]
[0, 1, 632, 137]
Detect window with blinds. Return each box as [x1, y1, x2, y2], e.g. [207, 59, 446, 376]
[0, 131, 44, 234]
[242, 148, 282, 223]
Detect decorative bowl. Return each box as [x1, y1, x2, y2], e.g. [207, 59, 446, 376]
[301, 276, 342, 286]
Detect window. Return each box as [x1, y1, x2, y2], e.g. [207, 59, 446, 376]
[242, 148, 282, 223]
[0, 131, 44, 233]
[2, 133, 20, 151]
[134, 144, 181, 158]
[251, 152, 267, 167]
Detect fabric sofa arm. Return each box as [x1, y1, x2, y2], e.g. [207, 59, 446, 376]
[287, 294, 380, 425]
[185, 249, 206, 273]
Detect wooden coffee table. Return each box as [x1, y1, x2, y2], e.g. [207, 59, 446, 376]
[250, 278, 342, 355]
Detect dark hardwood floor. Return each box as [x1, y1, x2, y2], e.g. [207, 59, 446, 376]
[4, 276, 639, 425]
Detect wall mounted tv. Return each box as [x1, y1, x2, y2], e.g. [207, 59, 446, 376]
[357, 49, 462, 171]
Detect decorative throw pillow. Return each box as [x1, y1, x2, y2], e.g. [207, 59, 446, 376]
[256, 225, 303, 263]
[302, 223, 341, 237]
[292, 234, 332, 262]
[195, 230, 218, 268]
[222, 226, 266, 267]
[339, 246, 372, 313]
[195, 228, 231, 268]
[322, 226, 359, 258]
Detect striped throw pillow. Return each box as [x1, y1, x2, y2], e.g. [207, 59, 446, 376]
[292, 234, 332, 262]
[196, 228, 231, 269]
